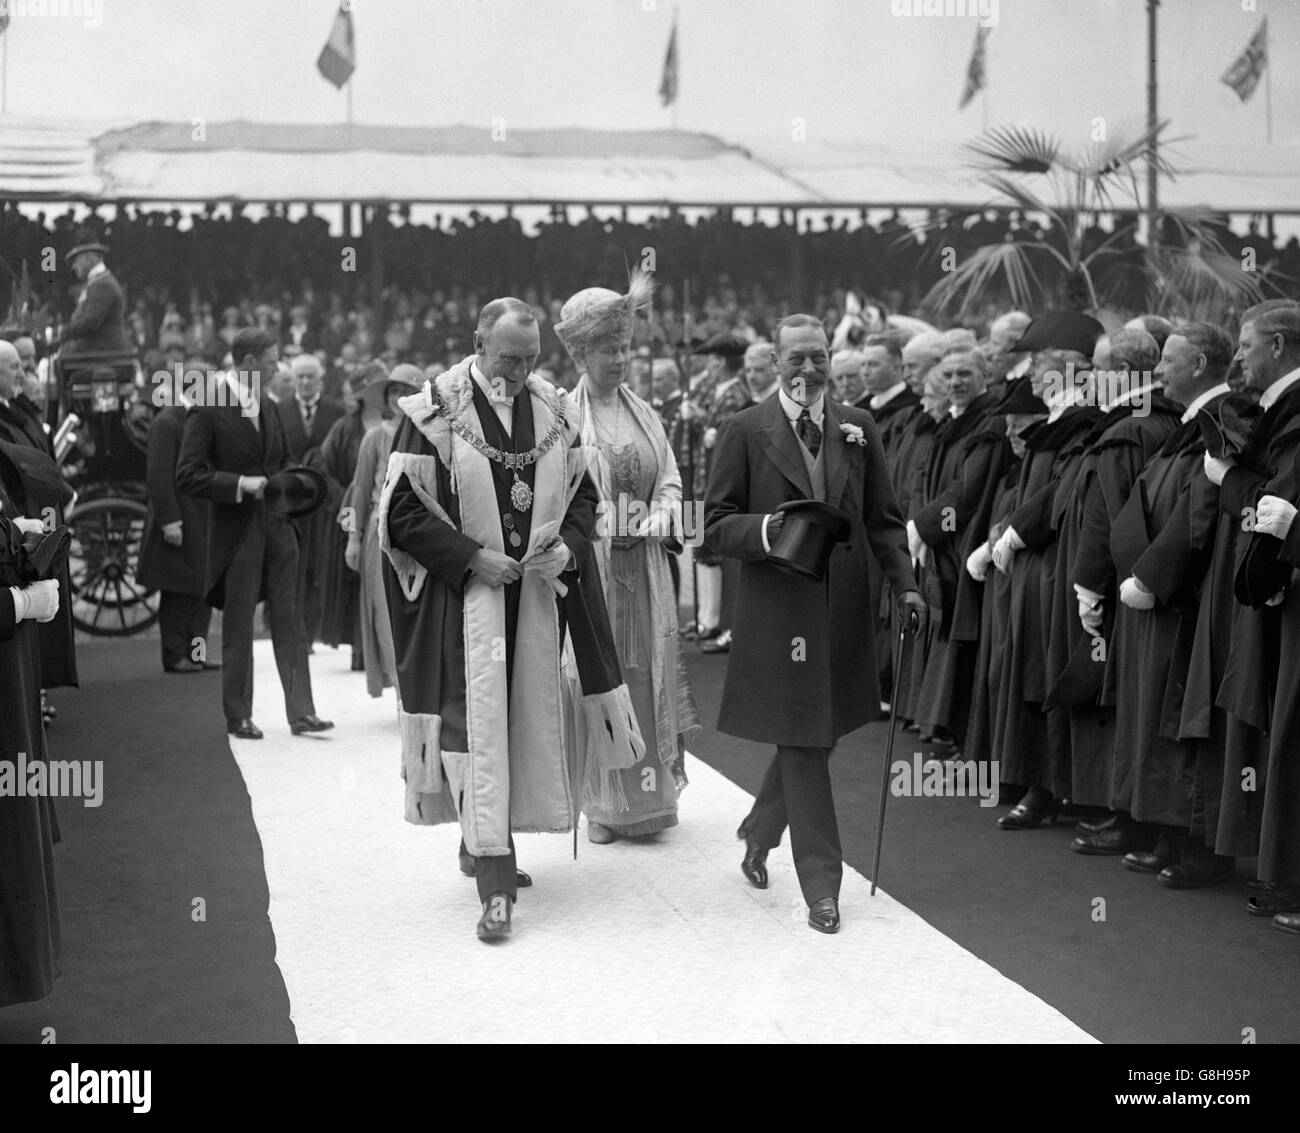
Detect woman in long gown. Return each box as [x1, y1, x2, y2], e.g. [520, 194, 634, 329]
[345, 366, 422, 698]
[555, 276, 700, 843]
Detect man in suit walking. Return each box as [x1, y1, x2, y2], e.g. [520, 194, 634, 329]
[704, 315, 925, 933]
[277, 354, 345, 643]
[176, 329, 333, 740]
[137, 371, 217, 674]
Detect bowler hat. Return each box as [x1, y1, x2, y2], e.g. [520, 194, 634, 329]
[1012, 311, 1104, 358]
[264, 465, 328, 519]
[67, 227, 109, 262]
[768, 499, 852, 581]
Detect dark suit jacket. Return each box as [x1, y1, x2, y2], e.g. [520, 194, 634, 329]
[61, 269, 132, 358]
[138, 405, 211, 596]
[175, 379, 295, 609]
[704, 393, 916, 747]
[277, 396, 346, 465]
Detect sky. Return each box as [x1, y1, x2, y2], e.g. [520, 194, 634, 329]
[3, 0, 1295, 154]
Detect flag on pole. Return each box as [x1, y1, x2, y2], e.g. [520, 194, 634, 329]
[961, 25, 987, 110]
[1221, 17, 1268, 102]
[0, 6, 10, 37]
[317, 3, 356, 90]
[658, 16, 678, 107]
[959, 26, 989, 109]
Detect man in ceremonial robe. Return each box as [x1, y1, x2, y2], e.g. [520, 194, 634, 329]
[1206, 305, 1300, 923]
[907, 348, 1008, 753]
[1107, 325, 1234, 874]
[1061, 330, 1180, 853]
[378, 299, 636, 943]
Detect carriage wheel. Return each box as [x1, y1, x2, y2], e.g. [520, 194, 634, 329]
[67, 496, 161, 637]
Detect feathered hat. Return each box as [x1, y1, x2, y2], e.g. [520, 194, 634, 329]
[554, 271, 654, 357]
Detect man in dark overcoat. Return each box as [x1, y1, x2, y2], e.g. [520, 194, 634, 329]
[704, 314, 924, 933]
[176, 329, 331, 740]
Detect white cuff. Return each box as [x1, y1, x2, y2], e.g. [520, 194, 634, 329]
[761, 513, 773, 554]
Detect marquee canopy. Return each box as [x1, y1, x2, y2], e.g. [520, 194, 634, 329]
[0, 116, 1294, 214]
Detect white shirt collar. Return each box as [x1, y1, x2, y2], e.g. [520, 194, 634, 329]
[869, 381, 907, 411]
[1105, 379, 1162, 413]
[1260, 366, 1300, 411]
[1180, 382, 1232, 423]
[1046, 383, 1088, 424]
[778, 386, 823, 426]
[471, 359, 515, 406]
[87, 262, 107, 281]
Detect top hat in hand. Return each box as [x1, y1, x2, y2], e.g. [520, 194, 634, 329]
[264, 465, 328, 519]
[767, 499, 852, 582]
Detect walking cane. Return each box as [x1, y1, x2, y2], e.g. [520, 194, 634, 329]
[870, 606, 920, 896]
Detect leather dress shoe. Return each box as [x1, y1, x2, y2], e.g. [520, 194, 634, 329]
[290, 714, 335, 735]
[1273, 911, 1300, 935]
[741, 841, 768, 889]
[227, 718, 263, 740]
[476, 893, 512, 943]
[1071, 824, 1151, 856]
[165, 659, 205, 674]
[457, 852, 532, 888]
[701, 629, 731, 654]
[998, 792, 1058, 830]
[587, 821, 619, 844]
[808, 897, 840, 934]
[1158, 855, 1234, 889]
[1075, 811, 1120, 836]
[1124, 848, 1179, 874]
[1247, 886, 1300, 917]
[694, 625, 721, 642]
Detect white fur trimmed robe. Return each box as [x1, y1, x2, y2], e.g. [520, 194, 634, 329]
[376, 359, 644, 856]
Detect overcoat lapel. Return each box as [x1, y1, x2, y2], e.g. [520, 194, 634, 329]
[757, 394, 813, 498]
[823, 398, 850, 507]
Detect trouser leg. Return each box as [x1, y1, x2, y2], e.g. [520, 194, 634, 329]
[264, 514, 315, 721]
[158, 590, 190, 669]
[777, 744, 843, 904]
[474, 835, 518, 902]
[743, 751, 788, 849]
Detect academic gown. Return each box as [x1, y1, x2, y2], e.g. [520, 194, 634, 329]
[1054, 397, 1181, 807]
[964, 453, 1020, 767]
[312, 411, 366, 649]
[995, 408, 1104, 794]
[910, 392, 1008, 738]
[1216, 384, 1300, 883]
[0, 483, 60, 1007]
[1106, 398, 1228, 826]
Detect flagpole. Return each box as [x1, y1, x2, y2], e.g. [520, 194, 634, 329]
[1263, 29, 1274, 146]
[3, 24, 8, 116]
[671, 7, 679, 130]
[346, 77, 353, 126]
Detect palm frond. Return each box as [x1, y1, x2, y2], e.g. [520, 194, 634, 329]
[963, 125, 1060, 175]
[921, 242, 1043, 319]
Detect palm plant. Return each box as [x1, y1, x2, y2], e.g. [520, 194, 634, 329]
[914, 120, 1270, 322]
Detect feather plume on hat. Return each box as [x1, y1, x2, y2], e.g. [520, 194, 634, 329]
[554, 270, 655, 358]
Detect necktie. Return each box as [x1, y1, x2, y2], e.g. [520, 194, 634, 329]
[796, 409, 821, 458]
[303, 402, 315, 429]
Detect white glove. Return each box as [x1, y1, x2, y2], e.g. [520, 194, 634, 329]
[526, 538, 572, 581]
[12, 516, 45, 537]
[1266, 589, 1288, 607]
[10, 579, 59, 623]
[634, 508, 673, 539]
[966, 541, 994, 582]
[1204, 451, 1233, 486]
[906, 519, 924, 562]
[703, 426, 719, 450]
[1076, 583, 1104, 634]
[1255, 495, 1299, 540]
[992, 526, 1025, 575]
[1119, 575, 1156, 610]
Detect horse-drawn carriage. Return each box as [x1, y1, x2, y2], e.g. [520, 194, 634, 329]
[54, 345, 161, 637]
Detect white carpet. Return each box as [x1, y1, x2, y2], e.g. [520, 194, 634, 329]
[230, 640, 1095, 1044]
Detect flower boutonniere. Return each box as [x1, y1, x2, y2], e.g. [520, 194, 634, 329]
[840, 422, 867, 447]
